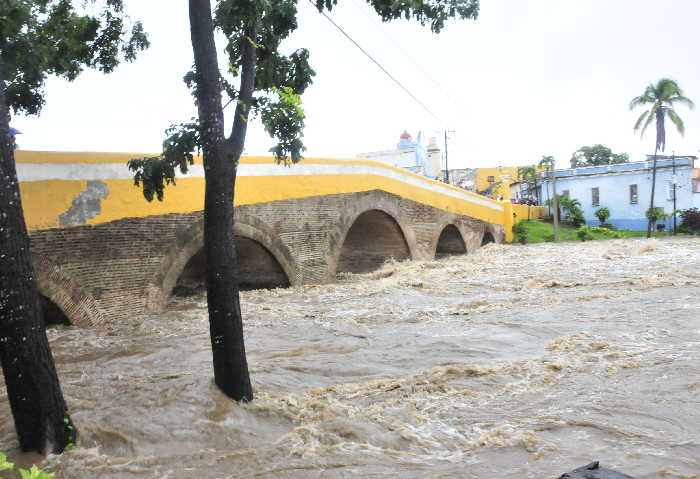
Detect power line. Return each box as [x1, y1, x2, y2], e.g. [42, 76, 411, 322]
[347, 0, 465, 114]
[311, 1, 444, 124]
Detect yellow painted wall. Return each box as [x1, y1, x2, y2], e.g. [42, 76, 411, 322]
[17, 151, 515, 239]
[474, 166, 546, 201]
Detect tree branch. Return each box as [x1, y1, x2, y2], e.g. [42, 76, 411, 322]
[226, 27, 257, 159]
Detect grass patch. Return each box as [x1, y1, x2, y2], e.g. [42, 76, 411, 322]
[514, 220, 676, 244]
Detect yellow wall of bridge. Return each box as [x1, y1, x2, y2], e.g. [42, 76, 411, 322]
[16, 151, 530, 241]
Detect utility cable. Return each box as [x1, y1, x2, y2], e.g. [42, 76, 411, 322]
[311, 0, 444, 124]
[347, 0, 465, 114]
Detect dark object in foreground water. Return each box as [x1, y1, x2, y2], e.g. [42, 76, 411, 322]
[558, 462, 635, 479]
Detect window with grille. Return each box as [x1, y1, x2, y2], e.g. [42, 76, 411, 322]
[630, 184, 638, 204]
[592, 187, 599, 206]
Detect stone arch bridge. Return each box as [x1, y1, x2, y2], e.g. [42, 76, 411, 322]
[17, 152, 539, 327]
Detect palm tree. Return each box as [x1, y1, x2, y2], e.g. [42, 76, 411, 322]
[517, 165, 537, 201]
[630, 78, 694, 237]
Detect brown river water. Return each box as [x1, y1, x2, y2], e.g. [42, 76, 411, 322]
[2, 237, 700, 478]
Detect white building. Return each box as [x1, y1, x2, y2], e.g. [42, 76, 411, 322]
[358, 131, 442, 180]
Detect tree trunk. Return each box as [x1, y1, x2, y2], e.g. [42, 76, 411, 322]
[189, 0, 253, 401]
[0, 66, 76, 453]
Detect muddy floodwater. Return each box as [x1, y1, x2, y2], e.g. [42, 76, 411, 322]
[2, 237, 700, 478]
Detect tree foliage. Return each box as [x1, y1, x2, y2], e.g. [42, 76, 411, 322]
[570, 144, 629, 168]
[1, 0, 149, 115]
[629, 78, 694, 152]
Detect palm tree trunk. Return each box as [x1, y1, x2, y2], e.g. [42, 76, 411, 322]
[647, 146, 658, 239]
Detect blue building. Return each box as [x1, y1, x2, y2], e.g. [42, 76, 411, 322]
[540, 155, 700, 230]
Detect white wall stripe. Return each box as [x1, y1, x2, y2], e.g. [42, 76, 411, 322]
[16, 162, 503, 212]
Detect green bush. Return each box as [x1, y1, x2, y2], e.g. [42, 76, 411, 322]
[0, 452, 54, 479]
[679, 207, 700, 233]
[512, 221, 528, 244]
[594, 206, 610, 225]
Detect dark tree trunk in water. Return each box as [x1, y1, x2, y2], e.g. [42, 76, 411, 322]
[0, 65, 76, 453]
[189, 0, 253, 401]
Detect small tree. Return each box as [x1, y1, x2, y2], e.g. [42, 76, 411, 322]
[594, 207, 610, 225]
[645, 206, 667, 231]
[570, 145, 629, 168]
[0, 1, 147, 453]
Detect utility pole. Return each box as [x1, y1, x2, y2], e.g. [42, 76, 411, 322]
[647, 145, 659, 238]
[443, 129, 455, 184]
[551, 161, 560, 242]
[672, 151, 677, 235]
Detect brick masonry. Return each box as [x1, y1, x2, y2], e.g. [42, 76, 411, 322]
[29, 190, 503, 326]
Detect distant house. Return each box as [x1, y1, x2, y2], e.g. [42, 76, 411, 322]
[358, 131, 442, 179]
[540, 155, 700, 230]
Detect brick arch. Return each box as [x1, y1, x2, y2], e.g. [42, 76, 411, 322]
[34, 259, 104, 327]
[329, 204, 418, 277]
[146, 215, 298, 312]
[432, 222, 467, 258]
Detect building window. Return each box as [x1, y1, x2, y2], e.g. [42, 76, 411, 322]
[487, 176, 495, 183]
[592, 187, 599, 206]
[630, 184, 638, 204]
[694, 178, 700, 193]
[562, 190, 570, 198]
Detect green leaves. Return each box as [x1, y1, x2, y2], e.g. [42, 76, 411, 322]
[629, 78, 694, 151]
[261, 87, 306, 165]
[0, 454, 55, 479]
[128, 121, 200, 202]
[570, 144, 629, 168]
[0, 452, 14, 471]
[0, 0, 149, 115]
[18, 465, 55, 479]
[315, 0, 480, 33]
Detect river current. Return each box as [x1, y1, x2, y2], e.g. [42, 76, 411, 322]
[2, 237, 700, 478]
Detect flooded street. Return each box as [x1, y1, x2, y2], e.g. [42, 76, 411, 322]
[2, 237, 700, 478]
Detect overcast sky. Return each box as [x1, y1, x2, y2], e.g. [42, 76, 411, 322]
[12, 0, 700, 169]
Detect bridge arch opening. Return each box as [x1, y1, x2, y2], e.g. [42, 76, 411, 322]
[436, 225, 467, 258]
[173, 236, 291, 297]
[481, 232, 495, 246]
[337, 210, 410, 275]
[39, 294, 71, 326]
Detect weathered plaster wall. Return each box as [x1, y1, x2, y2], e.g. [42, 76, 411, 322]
[15, 151, 512, 238]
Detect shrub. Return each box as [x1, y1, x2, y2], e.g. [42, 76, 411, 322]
[600, 222, 614, 229]
[679, 207, 700, 233]
[645, 206, 667, 223]
[577, 228, 592, 241]
[0, 453, 54, 479]
[594, 207, 610, 225]
[512, 221, 528, 245]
